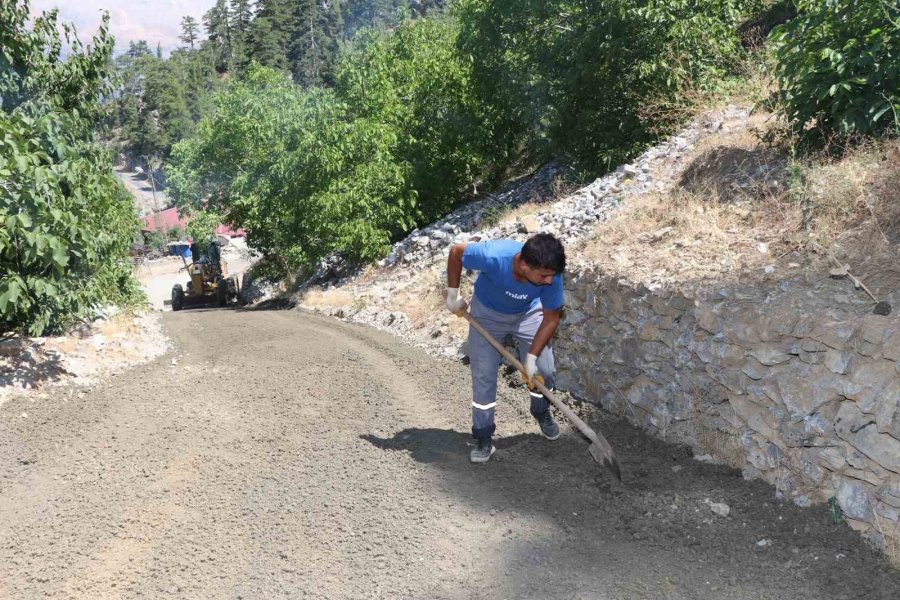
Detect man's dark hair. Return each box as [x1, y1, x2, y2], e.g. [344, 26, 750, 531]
[521, 233, 566, 273]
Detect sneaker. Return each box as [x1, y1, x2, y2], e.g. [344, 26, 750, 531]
[470, 438, 495, 463]
[535, 411, 560, 440]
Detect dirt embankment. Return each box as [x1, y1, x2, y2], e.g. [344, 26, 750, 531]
[1, 308, 897, 599]
[1, 312, 168, 409]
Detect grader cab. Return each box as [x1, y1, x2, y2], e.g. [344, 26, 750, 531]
[170, 241, 239, 311]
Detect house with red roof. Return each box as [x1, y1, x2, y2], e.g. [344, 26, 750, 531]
[140, 207, 246, 238]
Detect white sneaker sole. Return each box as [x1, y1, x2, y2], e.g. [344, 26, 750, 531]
[541, 430, 561, 441]
[470, 446, 496, 463]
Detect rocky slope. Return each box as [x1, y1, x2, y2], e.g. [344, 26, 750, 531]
[290, 103, 900, 558]
[295, 104, 761, 356]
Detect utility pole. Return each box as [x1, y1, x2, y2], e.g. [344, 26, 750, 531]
[138, 156, 165, 247]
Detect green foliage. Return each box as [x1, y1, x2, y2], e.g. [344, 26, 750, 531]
[168, 65, 417, 271]
[772, 0, 900, 140]
[185, 209, 223, 245]
[180, 16, 200, 50]
[289, 0, 345, 86]
[170, 16, 494, 272]
[144, 229, 168, 252]
[203, 0, 235, 73]
[456, 0, 765, 174]
[1, 1, 142, 335]
[113, 40, 219, 160]
[166, 1, 786, 275]
[337, 16, 490, 221]
[249, 0, 293, 70]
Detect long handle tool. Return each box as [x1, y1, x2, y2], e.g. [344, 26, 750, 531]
[462, 311, 622, 480]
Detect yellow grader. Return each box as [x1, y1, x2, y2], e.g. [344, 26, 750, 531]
[170, 241, 239, 311]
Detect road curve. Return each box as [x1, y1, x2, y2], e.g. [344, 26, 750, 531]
[1, 308, 898, 599]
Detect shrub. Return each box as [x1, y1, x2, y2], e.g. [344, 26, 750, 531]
[167, 65, 417, 271]
[1, 2, 142, 335]
[337, 16, 491, 221]
[772, 0, 900, 140]
[456, 0, 766, 175]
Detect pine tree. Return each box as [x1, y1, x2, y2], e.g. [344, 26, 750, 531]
[289, 0, 343, 87]
[250, 0, 293, 70]
[180, 16, 200, 50]
[231, 0, 254, 32]
[142, 60, 193, 155]
[409, 0, 445, 17]
[171, 49, 218, 123]
[203, 0, 233, 72]
[230, 0, 254, 68]
[342, 0, 405, 37]
[122, 40, 152, 64]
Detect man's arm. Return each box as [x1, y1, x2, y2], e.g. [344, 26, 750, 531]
[445, 243, 468, 315]
[447, 242, 466, 288]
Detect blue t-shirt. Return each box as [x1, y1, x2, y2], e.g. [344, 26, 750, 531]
[462, 240, 564, 314]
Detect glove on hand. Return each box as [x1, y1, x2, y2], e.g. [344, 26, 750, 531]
[524, 353, 544, 390]
[445, 287, 467, 316]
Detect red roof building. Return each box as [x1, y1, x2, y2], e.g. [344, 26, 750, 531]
[140, 207, 246, 238]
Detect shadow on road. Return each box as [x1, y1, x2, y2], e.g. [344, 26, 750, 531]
[239, 296, 297, 311]
[0, 341, 69, 390]
[361, 428, 536, 464]
[362, 420, 900, 599]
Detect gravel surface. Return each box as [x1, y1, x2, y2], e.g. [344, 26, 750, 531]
[1, 308, 898, 599]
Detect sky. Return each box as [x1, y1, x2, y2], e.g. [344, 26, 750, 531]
[30, 0, 213, 56]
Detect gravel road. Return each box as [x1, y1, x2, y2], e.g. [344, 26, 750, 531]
[1, 308, 898, 599]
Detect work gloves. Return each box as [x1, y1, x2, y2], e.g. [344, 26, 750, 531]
[525, 353, 544, 390]
[445, 287, 467, 316]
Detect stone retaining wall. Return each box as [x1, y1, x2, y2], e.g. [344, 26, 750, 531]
[555, 266, 900, 548]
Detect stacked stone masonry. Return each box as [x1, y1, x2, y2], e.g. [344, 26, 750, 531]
[297, 104, 899, 552]
[555, 267, 900, 549]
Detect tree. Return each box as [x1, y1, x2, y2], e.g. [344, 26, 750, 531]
[230, 0, 255, 68]
[337, 16, 490, 221]
[289, 0, 344, 87]
[456, 0, 761, 174]
[117, 39, 153, 74]
[142, 59, 194, 154]
[410, 0, 446, 16]
[773, 0, 900, 141]
[249, 0, 294, 70]
[203, 0, 234, 72]
[168, 66, 417, 271]
[180, 15, 200, 50]
[1, 0, 142, 334]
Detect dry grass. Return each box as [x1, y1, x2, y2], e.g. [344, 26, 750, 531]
[298, 288, 357, 309]
[869, 141, 900, 242]
[793, 149, 876, 245]
[583, 184, 799, 287]
[872, 507, 900, 568]
[391, 266, 475, 336]
[497, 201, 542, 226]
[582, 111, 900, 291]
[637, 51, 777, 136]
[783, 138, 900, 299]
[696, 419, 747, 470]
[583, 105, 803, 287]
[395, 270, 445, 329]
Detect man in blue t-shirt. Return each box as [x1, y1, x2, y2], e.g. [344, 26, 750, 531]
[445, 233, 566, 463]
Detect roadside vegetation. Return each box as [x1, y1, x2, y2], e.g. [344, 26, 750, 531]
[167, 0, 775, 273]
[3, 0, 898, 336]
[1, 2, 142, 335]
